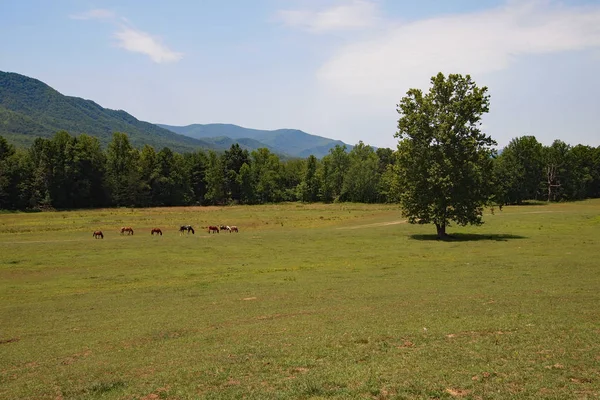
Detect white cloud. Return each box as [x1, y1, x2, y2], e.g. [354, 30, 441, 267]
[69, 9, 115, 21]
[71, 9, 183, 64]
[315, 1, 600, 102]
[114, 27, 183, 64]
[277, 0, 379, 33]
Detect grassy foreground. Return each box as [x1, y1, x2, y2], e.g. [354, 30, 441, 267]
[1, 201, 599, 399]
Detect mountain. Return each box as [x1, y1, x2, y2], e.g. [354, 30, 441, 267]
[0, 71, 352, 158]
[157, 123, 352, 158]
[0, 71, 215, 152]
[200, 136, 279, 153]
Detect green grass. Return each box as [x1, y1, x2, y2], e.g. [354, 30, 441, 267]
[1, 201, 599, 399]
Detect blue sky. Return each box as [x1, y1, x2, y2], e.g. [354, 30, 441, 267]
[1, 0, 599, 149]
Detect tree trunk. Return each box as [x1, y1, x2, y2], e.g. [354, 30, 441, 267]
[435, 223, 447, 239]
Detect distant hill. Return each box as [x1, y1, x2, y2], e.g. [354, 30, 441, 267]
[158, 123, 352, 158]
[0, 71, 215, 152]
[199, 136, 279, 153]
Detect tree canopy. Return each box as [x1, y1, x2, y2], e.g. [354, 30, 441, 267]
[0, 128, 598, 211]
[395, 73, 496, 238]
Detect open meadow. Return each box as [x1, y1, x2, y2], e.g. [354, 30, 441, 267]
[1, 201, 599, 399]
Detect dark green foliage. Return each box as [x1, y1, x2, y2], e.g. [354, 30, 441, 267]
[319, 145, 349, 202]
[341, 142, 380, 203]
[395, 73, 497, 238]
[375, 147, 394, 174]
[251, 148, 283, 203]
[0, 136, 16, 208]
[280, 158, 304, 201]
[300, 155, 320, 202]
[151, 148, 189, 206]
[317, 156, 334, 203]
[0, 119, 598, 211]
[493, 138, 600, 205]
[105, 133, 141, 207]
[493, 136, 544, 204]
[222, 144, 250, 203]
[237, 162, 254, 204]
[183, 150, 209, 205]
[542, 140, 571, 202]
[570, 144, 600, 199]
[204, 151, 226, 205]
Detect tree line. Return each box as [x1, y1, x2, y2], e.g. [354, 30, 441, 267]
[0, 130, 598, 211]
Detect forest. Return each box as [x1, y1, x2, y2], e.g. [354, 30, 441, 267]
[0, 131, 599, 210]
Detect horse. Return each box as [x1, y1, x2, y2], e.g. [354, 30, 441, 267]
[221, 225, 231, 233]
[230, 226, 239, 233]
[179, 225, 195, 234]
[120, 227, 134, 235]
[208, 226, 219, 234]
[93, 230, 104, 239]
[151, 228, 162, 236]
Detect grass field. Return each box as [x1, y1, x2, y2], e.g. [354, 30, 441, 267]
[1, 201, 599, 399]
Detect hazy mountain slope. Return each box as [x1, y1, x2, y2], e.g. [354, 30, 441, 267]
[157, 123, 351, 158]
[200, 136, 280, 153]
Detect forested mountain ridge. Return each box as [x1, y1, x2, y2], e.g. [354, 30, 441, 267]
[0, 71, 352, 158]
[157, 123, 351, 158]
[0, 71, 215, 152]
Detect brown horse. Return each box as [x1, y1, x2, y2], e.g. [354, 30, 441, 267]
[93, 230, 104, 239]
[151, 228, 162, 236]
[208, 226, 219, 234]
[230, 226, 239, 233]
[120, 227, 134, 235]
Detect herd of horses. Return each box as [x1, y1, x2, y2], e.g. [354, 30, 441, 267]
[92, 225, 239, 239]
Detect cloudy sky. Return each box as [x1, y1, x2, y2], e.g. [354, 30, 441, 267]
[1, 0, 599, 149]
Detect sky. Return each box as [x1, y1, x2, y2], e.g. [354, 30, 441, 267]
[1, 0, 600, 150]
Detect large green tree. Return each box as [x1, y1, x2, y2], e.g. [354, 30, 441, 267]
[395, 72, 496, 238]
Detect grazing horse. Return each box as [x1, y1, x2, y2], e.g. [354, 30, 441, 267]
[179, 225, 195, 234]
[208, 225, 220, 234]
[230, 226, 239, 233]
[120, 227, 134, 235]
[151, 228, 162, 236]
[93, 230, 104, 239]
[221, 225, 231, 233]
